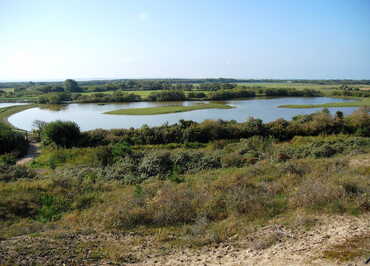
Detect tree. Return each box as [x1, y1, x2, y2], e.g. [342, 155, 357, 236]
[41, 121, 81, 148]
[64, 79, 81, 92]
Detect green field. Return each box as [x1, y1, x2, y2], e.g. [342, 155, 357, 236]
[105, 103, 233, 115]
[278, 98, 370, 108]
[235, 82, 368, 90]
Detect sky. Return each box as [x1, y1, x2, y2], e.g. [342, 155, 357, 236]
[1, 0, 370, 81]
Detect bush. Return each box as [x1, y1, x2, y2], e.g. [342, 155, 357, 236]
[0, 124, 28, 157]
[41, 121, 82, 148]
[139, 151, 172, 179]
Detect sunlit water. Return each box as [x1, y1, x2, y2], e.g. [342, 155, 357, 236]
[8, 97, 358, 131]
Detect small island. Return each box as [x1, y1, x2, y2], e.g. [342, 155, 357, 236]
[104, 103, 234, 115]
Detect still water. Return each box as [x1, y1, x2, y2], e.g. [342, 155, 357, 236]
[8, 97, 357, 131]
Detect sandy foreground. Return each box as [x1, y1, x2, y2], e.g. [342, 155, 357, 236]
[134, 215, 370, 266]
[1, 214, 368, 265]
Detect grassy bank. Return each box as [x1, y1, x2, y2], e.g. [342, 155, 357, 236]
[278, 98, 370, 109]
[105, 103, 234, 115]
[0, 104, 37, 129]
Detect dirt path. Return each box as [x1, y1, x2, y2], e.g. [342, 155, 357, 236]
[16, 142, 40, 165]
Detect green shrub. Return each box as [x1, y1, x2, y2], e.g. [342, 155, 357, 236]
[0, 124, 28, 157]
[36, 194, 68, 222]
[94, 146, 114, 166]
[112, 141, 132, 158]
[41, 120, 82, 148]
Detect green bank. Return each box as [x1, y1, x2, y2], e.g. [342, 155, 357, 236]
[104, 103, 234, 115]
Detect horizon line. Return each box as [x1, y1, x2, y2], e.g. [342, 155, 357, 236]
[1, 77, 370, 83]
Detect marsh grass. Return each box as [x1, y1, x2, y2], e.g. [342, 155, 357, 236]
[105, 103, 234, 115]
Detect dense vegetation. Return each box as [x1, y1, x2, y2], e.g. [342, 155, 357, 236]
[75, 108, 370, 147]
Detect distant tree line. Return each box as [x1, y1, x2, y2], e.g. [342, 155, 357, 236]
[264, 88, 321, 97]
[2, 78, 370, 89]
[332, 90, 370, 97]
[71, 88, 323, 103]
[75, 91, 141, 103]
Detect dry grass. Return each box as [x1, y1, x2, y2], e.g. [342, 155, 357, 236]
[322, 233, 370, 262]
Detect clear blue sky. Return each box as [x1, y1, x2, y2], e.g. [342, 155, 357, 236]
[1, 0, 369, 81]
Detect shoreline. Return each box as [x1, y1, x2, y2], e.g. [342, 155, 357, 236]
[0, 104, 38, 131]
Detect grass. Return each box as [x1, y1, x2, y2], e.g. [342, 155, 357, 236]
[278, 98, 370, 108]
[104, 103, 234, 115]
[0, 104, 38, 130]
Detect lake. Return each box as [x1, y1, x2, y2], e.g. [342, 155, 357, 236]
[8, 97, 358, 131]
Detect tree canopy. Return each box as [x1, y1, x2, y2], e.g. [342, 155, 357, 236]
[64, 79, 81, 92]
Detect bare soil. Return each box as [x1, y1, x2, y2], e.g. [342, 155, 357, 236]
[16, 142, 40, 165]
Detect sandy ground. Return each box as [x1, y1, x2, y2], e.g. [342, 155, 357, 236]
[0, 215, 369, 265]
[134, 215, 370, 266]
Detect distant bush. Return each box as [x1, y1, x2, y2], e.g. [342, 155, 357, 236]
[208, 89, 256, 100]
[37, 92, 71, 104]
[148, 90, 186, 101]
[76, 91, 141, 103]
[264, 88, 321, 97]
[188, 92, 206, 98]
